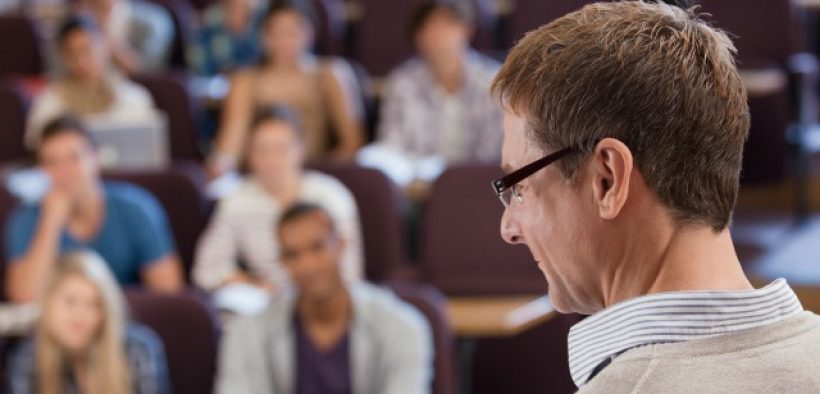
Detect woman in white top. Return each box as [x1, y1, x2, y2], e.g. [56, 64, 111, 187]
[25, 16, 157, 149]
[194, 104, 363, 295]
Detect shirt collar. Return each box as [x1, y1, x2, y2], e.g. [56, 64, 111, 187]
[567, 279, 804, 388]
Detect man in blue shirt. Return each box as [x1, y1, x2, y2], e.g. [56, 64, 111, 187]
[4, 116, 183, 303]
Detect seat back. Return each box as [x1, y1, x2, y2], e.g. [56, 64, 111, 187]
[384, 280, 457, 394]
[472, 313, 581, 394]
[125, 289, 219, 394]
[105, 165, 208, 280]
[422, 164, 544, 295]
[696, 0, 803, 64]
[0, 15, 44, 76]
[348, 0, 420, 75]
[0, 80, 30, 163]
[504, 0, 597, 49]
[311, 163, 406, 280]
[131, 73, 202, 161]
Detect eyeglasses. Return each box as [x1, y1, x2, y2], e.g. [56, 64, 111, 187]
[491, 146, 579, 208]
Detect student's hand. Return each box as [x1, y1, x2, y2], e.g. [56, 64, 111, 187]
[42, 189, 72, 228]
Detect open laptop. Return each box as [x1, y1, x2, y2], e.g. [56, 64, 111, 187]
[84, 112, 170, 170]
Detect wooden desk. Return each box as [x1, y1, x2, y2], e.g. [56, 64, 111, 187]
[447, 295, 556, 338]
[738, 68, 788, 97]
[796, 0, 820, 11]
[448, 295, 555, 393]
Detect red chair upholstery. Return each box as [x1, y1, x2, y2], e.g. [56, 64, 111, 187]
[0, 15, 44, 77]
[310, 162, 407, 280]
[314, 0, 348, 56]
[384, 280, 457, 394]
[504, 0, 597, 49]
[131, 73, 203, 161]
[104, 164, 208, 280]
[422, 164, 545, 295]
[125, 289, 219, 394]
[0, 80, 31, 163]
[347, 0, 420, 75]
[472, 313, 582, 394]
[695, 0, 807, 185]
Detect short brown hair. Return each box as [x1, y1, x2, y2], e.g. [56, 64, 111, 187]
[492, 1, 749, 230]
[38, 115, 96, 152]
[407, 0, 475, 41]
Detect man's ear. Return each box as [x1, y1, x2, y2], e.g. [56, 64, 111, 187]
[590, 138, 633, 221]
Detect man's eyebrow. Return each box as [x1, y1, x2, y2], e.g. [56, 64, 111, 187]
[501, 162, 515, 175]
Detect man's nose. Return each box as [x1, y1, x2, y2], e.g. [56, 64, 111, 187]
[500, 208, 523, 244]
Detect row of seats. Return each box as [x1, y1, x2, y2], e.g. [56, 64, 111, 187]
[0, 74, 201, 164]
[0, 162, 578, 394]
[0, 162, 545, 295]
[0, 281, 456, 394]
[0, 161, 565, 393]
[1, 0, 810, 185]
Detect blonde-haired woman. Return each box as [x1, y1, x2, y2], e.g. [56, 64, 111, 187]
[7, 251, 170, 394]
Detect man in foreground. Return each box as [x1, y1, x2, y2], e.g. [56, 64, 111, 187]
[492, 1, 820, 392]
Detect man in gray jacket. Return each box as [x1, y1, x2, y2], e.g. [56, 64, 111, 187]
[215, 203, 433, 394]
[491, 1, 820, 393]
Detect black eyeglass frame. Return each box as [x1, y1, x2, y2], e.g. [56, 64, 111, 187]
[491, 145, 580, 207]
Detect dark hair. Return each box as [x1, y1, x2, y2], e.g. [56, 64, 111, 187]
[56, 15, 100, 47]
[39, 115, 96, 151]
[407, 0, 475, 40]
[277, 202, 336, 233]
[264, 0, 318, 29]
[492, 2, 748, 231]
[250, 104, 304, 140]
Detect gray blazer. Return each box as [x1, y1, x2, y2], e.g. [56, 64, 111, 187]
[215, 282, 434, 394]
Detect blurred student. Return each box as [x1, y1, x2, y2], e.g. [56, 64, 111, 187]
[74, 0, 174, 73]
[194, 105, 362, 305]
[5, 116, 183, 303]
[188, 0, 265, 76]
[7, 251, 170, 394]
[25, 16, 158, 149]
[360, 0, 503, 187]
[208, 0, 364, 177]
[216, 203, 432, 393]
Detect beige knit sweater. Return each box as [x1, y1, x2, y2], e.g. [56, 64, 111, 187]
[579, 312, 820, 393]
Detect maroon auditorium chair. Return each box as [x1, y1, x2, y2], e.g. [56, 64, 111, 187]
[313, 0, 348, 56]
[422, 164, 546, 295]
[503, 0, 599, 48]
[472, 313, 582, 394]
[131, 73, 203, 162]
[0, 15, 44, 77]
[0, 80, 31, 164]
[126, 289, 219, 394]
[345, 0, 420, 75]
[385, 280, 457, 394]
[104, 165, 209, 281]
[310, 162, 408, 280]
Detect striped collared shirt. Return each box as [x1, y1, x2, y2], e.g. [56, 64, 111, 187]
[567, 279, 804, 388]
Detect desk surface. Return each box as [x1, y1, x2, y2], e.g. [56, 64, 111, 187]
[447, 295, 555, 337]
[738, 68, 788, 97]
[796, 0, 820, 11]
